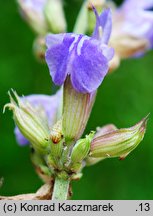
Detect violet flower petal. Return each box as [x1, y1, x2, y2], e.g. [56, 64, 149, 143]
[46, 34, 65, 48]
[92, 8, 112, 44]
[14, 127, 29, 146]
[100, 44, 114, 61]
[45, 8, 113, 93]
[71, 39, 108, 93]
[45, 34, 76, 85]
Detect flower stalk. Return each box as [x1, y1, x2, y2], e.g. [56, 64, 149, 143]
[52, 176, 70, 200]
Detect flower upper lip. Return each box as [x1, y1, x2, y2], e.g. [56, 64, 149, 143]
[45, 8, 114, 93]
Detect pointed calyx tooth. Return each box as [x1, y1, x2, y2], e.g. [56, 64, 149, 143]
[5, 90, 50, 154]
[90, 116, 149, 159]
[63, 77, 96, 145]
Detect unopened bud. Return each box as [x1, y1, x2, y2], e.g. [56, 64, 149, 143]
[71, 131, 95, 164]
[50, 120, 63, 144]
[17, 0, 48, 35]
[4, 90, 50, 154]
[33, 36, 46, 62]
[63, 77, 96, 145]
[49, 120, 64, 169]
[50, 128, 64, 168]
[90, 116, 148, 159]
[44, 0, 67, 33]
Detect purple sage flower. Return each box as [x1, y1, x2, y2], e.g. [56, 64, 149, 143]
[14, 89, 62, 146]
[112, 0, 153, 56]
[45, 8, 114, 93]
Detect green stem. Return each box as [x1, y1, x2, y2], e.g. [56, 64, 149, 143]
[52, 177, 70, 200]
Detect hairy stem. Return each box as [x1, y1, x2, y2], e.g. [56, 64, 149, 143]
[52, 177, 70, 200]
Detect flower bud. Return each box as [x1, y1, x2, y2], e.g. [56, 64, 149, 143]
[33, 36, 46, 62]
[17, 0, 48, 35]
[44, 0, 67, 33]
[49, 140, 63, 169]
[50, 120, 64, 167]
[50, 120, 64, 169]
[63, 77, 96, 145]
[4, 90, 50, 154]
[86, 124, 117, 166]
[90, 116, 148, 159]
[50, 120, 63, 144]
[71, 131, 95, 164]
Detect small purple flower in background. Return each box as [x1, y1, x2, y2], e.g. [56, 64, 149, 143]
[74, 0, 153, 68]
[45, 8, 114, 93]
[118, 0, 153, 44]
[14, 89, 62, 146]
[111, 0, 153, 57]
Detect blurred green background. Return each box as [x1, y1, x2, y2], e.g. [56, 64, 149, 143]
[0, 0, 153, 200]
